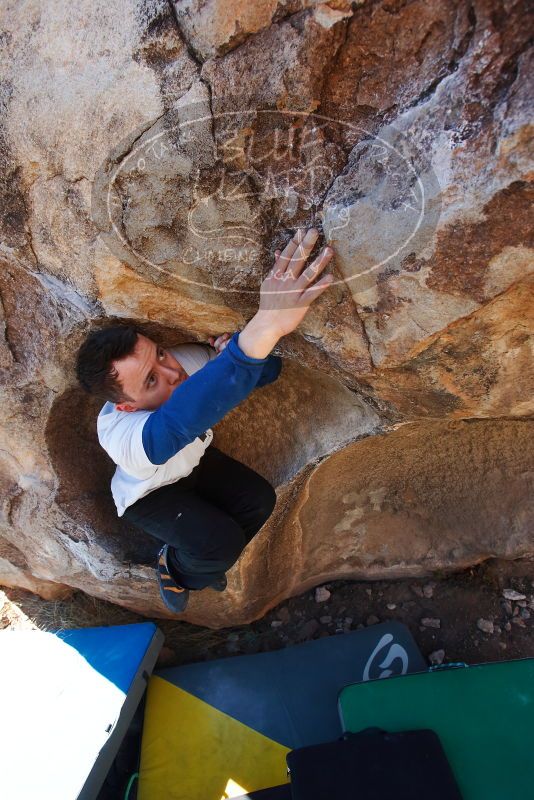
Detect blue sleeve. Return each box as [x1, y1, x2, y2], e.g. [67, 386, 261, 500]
[256, 353, 282, 387]
[142, 331, 283, 465]
[206, 342, 282, 388]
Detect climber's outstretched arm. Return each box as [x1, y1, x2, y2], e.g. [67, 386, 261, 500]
[142, 227, 333, 465]
[141, 332, 281, 464]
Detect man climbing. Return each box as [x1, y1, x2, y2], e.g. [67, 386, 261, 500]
[75, 228, 334, 612]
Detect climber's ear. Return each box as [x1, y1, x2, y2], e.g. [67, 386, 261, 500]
[115, 402, 137, 413]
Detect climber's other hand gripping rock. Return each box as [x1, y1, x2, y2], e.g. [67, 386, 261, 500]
[208, 333, 231, 353]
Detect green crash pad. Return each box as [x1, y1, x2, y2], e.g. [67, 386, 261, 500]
[338, 658, 534, 800]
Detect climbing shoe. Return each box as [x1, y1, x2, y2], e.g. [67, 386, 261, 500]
[157, 544, 189, 613]
[208, 574, 228, 592]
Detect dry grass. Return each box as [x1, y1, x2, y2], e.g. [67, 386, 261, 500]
[0, 587, 140, 631]
[0, 586, 228, 666]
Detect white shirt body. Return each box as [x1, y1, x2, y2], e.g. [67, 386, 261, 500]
[97, 343, 217, 517]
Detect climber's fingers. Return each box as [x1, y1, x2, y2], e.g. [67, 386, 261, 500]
[270, 228, 306, 276]
[284, 228, 320, 280]
[298, 271, 334, 306]
[295, 246, 334, 290]
[208, 333, 231, 351]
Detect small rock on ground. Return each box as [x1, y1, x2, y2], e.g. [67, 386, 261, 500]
[477, 618, 494, 634]
[503, 589, 526, 601]
[315, 586, 331, 603]
[421, 617, 441, 629]
[429, 649, 445, 665]
[512, 617, 526, 627]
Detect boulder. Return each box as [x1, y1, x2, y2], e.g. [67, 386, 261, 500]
[0, 0, 532, 626]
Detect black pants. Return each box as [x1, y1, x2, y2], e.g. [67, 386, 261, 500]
[123, 446, 276, 590]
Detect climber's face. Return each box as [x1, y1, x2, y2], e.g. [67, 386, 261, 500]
[113, 334, 188, 412]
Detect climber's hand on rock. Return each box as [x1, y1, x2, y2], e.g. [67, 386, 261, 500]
[208, 333, 231, 354]
[237, 228, 334, 359]
[256, 227, 334, 338]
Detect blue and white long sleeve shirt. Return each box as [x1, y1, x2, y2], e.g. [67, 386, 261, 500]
[97, 332, 282, 516]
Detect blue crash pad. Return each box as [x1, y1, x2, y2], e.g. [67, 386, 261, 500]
[138, 622, 425, 799]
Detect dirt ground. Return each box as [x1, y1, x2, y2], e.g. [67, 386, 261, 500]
[2, 557, 534, 669]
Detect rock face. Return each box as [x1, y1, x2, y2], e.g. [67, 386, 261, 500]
[0, 0, 532, 627]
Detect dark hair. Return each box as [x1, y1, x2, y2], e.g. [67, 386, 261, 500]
[75, 323, 142, 402]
